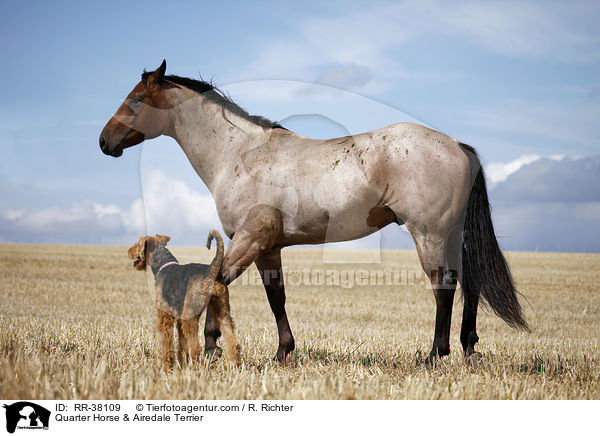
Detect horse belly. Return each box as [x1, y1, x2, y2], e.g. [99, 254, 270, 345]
[283, 165, 384, 244]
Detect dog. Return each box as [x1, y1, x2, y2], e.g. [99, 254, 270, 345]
[128, 231, 241, 370]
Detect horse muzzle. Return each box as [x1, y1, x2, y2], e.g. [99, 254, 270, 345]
[99, 120, 144, 157]
[99, 135, 123, 157]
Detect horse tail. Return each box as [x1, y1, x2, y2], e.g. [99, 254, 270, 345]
[460, 143, 530, 331]
[206, 230, 224, 282]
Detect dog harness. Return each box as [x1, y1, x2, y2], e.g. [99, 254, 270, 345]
[157, 261, 179, 276]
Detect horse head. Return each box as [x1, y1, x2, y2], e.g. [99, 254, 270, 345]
[99, 59, 172, 157]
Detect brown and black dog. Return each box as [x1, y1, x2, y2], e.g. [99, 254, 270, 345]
[128, 231, 240, 370]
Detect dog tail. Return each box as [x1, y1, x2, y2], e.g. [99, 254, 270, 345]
[206, 230, 224, 282]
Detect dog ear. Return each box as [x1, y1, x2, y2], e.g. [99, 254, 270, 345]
[156, 234, 171, 245]
[144, 237, 158, 256]
[127, 243, 137, 259]
[128, 237, 145, 260]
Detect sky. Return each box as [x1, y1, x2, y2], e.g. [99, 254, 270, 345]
[1, 0, 599, 252]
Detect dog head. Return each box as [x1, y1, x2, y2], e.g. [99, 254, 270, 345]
[127, 234, 171, 270]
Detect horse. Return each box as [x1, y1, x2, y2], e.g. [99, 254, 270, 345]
[99, 60, 529, 364]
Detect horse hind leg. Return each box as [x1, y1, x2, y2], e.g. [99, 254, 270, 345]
[459, 265, 483, 367]
[460, 285, 480, 358]
[410, 228, 461, 365]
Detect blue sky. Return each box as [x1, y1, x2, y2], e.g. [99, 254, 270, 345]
[1, 0, 599, 252]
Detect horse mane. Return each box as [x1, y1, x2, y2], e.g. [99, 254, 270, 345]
[141, 70, 286, 130]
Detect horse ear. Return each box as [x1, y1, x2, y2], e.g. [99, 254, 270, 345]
[147, 59, 167, 89]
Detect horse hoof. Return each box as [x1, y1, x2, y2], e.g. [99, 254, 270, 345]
[273, 352, 287, 363]
[423, 355, 438, 369]
[273, 348, 293, 363]
[466, 352, 483, 368]
[272, 343, 295, 363]
[205, 346, 222, 363]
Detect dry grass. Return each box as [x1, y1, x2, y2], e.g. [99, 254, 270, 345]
[1, 243, 599, 399]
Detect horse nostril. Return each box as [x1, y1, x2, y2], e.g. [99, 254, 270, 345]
[99, 136, 106, 151]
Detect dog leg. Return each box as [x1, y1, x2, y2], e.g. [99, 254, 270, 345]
[182, 315, 202, 363]
[157, 310, 175, 371]
[176, 321, 189, 365]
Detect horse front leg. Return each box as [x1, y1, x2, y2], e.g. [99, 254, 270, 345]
[255, 249, 295, 362]
[203, 308, 223, 360]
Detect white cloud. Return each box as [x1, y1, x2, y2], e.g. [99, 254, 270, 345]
[1, 201, 132, 244]
[485, 154, 565, 188]
[0, 170, 220, 245]
[139, 170, 220, 243]
[491, 155, 599, 203]
[489, 155, 600, 252]
[3, 159, 600, 253]
[4, 209, 25, 221]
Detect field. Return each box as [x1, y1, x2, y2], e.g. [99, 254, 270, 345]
[1, 243, 599, 400]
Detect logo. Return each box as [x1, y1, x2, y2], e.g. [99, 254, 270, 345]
[2, 402, 50, 434]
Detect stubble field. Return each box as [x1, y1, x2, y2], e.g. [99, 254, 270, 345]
[1, 243, 599, 400]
